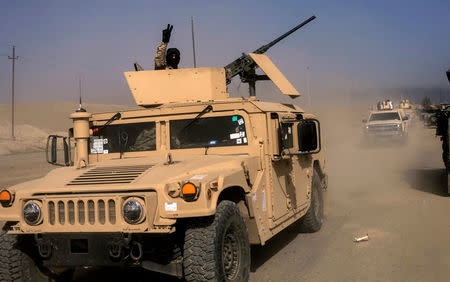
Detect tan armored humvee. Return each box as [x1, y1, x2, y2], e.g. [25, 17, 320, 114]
[0, 20, 325, 282]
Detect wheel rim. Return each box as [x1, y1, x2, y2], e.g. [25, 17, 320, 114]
[222, 225, 241, 280]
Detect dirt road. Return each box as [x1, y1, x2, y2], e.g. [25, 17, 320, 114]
[1, 109, 449, 281]
[249, 113, 450, 281]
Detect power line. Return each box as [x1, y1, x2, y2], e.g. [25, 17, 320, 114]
[8, 46, 19, 140]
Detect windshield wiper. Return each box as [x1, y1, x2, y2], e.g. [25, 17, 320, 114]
[182, 105, 213, 131]
[95, 112, 121, 133]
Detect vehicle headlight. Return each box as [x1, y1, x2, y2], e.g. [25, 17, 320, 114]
[23, 201, 42, 225]
[122, 198, 145, 224]
[396, 124, 401, 127]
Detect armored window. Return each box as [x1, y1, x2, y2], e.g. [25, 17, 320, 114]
[90, 122, 156, 154]
[280, 123, 293, 149]
[170, 115, 248, 149]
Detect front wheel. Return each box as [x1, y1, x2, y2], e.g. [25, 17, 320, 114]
[0, 232, 73, 282]
[298, 168, 324, 232]
[183, 200, 250, 282]
[447, 174, 450, 195]
[0, 232, 50, 282]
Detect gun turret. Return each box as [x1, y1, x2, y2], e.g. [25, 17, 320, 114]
[224, 15, 316, 96]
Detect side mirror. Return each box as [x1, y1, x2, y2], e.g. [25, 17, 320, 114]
[51, 136, 57, 163]
[403, 116, 409, 121]
[362, 119, 367, 123]
[46, 135, 71, 166]
[294, 119, 321, 155]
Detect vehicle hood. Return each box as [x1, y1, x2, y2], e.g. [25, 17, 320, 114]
[11, 154, 258, 195]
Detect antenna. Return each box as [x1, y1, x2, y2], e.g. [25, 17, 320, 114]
[79, 77, 82, 107]
[76, 77, 86, 112]
[191, 16, 197, 68]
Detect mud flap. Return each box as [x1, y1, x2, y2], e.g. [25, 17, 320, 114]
[141, 259, 183, 278]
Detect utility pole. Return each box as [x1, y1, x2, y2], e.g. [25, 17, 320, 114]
[8, 46, 19, 140]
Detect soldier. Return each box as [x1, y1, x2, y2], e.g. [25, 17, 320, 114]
[387, 99, 393, 109]
[377, 101, 383, 111]
[155, 24, 180, 70]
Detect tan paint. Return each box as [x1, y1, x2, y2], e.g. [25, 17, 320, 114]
[124, 67, 228, 106]
[70, 112, 91, 168]
[249, 53, 300, 97]
[0, 58, 326, 248]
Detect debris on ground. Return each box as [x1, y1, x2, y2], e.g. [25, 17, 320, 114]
[353, 234, 369, 242]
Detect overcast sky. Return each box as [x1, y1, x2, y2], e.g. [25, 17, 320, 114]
[0, 0, 449, 105]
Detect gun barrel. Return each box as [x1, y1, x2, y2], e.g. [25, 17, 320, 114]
[254, 15, 316, 54]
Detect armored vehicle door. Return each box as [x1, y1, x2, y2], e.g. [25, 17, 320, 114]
[267, 113, 315, 227]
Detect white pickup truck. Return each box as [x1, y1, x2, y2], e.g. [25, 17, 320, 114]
[363, 109, 409, 143]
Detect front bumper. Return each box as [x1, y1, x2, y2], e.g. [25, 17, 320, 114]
[4, 191, 175, 234]
[33, 232, 183, 277]
[364, 129, 405, 138]
[38, 233, 128, 267]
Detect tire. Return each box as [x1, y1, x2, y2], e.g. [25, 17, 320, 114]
[447, 174, 450, 195]
[0, 232, 51, 282]
[183, 200, 250, 282]
[298, 169, 324, 233]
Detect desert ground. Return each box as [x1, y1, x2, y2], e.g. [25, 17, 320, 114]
[1, 103, 449, 281]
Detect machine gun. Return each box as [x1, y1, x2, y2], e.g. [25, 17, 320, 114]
[224, 15, 316, 96]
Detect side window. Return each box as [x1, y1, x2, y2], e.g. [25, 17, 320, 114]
[280, 123, 293, 149]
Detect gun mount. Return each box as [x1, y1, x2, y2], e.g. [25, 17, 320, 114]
[224, 15, 316, 97]
[124, 16, 316, 106]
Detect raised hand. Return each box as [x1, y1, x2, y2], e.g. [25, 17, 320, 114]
[162, 24, 173, 43]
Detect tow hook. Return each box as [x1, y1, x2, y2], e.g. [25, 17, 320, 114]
[129, 241, 143, 261]
[38, 241, 52, 259]
[107, 241, 124, 260]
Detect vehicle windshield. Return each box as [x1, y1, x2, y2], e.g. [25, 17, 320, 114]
[170, 115, 248, 149]
[89, 122, 156, 154]
[369, 112, 401, 121]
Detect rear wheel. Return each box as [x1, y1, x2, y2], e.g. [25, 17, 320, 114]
[298, 169, 324, 232]
[183, 200, 250, 282]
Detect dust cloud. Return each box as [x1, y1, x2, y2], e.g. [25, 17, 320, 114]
[248, 103, 450, 281]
